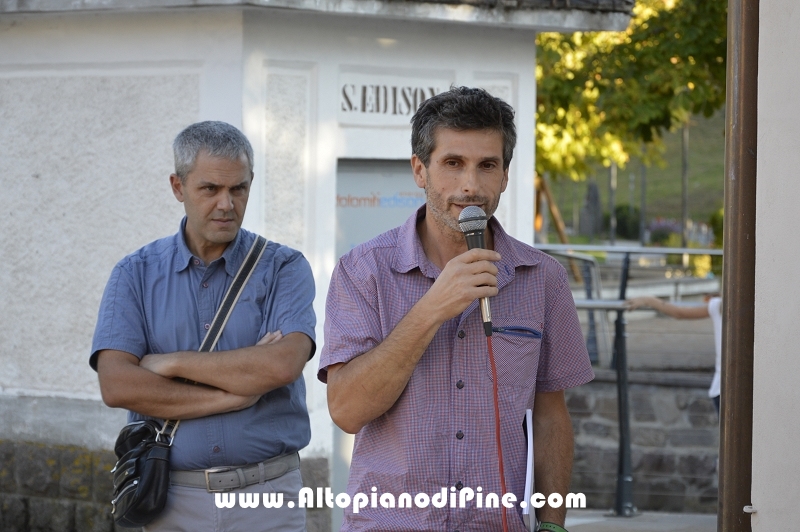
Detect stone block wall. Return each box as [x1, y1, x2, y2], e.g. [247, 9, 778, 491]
[299, 458, 332, 532]
[566, 369, 719, 513]
[0, 371, 717, 529]
[0, 440, 331, 532]
[0, 440, 118, 532]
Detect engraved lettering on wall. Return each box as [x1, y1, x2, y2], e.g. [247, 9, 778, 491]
[340, 84, 440, 116]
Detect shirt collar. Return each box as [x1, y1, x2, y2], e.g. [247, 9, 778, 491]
[392, 206, 435, 276]
[391, 205, 541, 282]
[175, 217, 193, 273]
[174, 216, 244, 276]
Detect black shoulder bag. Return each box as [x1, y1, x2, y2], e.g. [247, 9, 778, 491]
[110, 236, 267, 528]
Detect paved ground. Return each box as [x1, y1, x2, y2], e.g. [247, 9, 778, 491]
[581, 309, 717, 371]
[566, 509, 716, 532]
[625, 312, 716, 371]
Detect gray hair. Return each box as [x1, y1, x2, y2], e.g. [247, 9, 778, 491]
[173, 121, 254, 181]
[411, 86, 516, 169]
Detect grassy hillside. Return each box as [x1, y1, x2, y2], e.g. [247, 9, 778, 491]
[550, 110, 726, 231]
[638, 110, 726, 222]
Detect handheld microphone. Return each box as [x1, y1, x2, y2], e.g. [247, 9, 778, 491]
[458, 206, 493, 337]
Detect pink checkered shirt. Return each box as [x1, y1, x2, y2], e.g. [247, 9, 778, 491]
[319, 207, 594, 531]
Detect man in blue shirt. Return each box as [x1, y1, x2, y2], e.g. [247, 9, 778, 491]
[91, 121, 316, 531]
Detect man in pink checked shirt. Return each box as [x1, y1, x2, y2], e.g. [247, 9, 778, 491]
[318, 87, 594, 532]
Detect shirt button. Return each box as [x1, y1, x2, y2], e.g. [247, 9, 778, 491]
[212, 446, 220, 453]
[202, 282, 209, 288]
[456, 380, 464, 389]
[456, 430, 464, 440]
[457, 330, 466, 339]
[204, 323, 210, 330]
[455, 481, 463, 490]
[193, 259, 200, 265]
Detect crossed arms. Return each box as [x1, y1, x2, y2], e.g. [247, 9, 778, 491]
[96, 330, 312, 420]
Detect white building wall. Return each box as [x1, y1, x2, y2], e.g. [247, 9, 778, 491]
[0, 9, 246, 447]
[752, 0, 800, 529]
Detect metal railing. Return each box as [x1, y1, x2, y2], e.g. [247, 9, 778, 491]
[535, 244, 723, 256]
[573, 297, 634, 516]
[541, 245, 722, 518]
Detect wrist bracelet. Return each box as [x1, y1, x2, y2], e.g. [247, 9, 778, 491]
[537, 522, 568, 532]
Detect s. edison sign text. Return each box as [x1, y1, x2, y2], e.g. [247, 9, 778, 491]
[341, 84, 438, 116]
[338, 72, 449, 127]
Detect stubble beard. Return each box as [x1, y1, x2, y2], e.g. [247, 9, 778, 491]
[424, 170, 499, 244]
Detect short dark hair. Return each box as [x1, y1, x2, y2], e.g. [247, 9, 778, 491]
[410, 86, 516, 169]
[173, 121, 254, 182]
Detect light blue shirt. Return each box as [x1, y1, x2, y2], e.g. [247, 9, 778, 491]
[91, 218, 316, 470]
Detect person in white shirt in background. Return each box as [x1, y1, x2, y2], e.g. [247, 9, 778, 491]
[625, 295, 723, 412]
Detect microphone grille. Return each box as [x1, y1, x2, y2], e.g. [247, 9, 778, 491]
[458, 206, 488, 233]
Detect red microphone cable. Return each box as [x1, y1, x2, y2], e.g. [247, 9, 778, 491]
[458, 206, 510, 532]
[486, 334, 510, 532]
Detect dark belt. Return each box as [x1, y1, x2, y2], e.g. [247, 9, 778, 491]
[170, 452, 299, 492]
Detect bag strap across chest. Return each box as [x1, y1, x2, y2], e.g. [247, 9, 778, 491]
[159, 235, 268, 442]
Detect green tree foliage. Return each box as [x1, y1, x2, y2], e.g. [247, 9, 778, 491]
[536, 0, 727, 180]
[614, 205, 642, 240]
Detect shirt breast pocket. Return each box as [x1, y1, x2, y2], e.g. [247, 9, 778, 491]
[486, 323, 542, 389]
[229, 294, 266, 343]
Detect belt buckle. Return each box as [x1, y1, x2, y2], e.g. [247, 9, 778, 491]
[204, 466, 233, 492]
